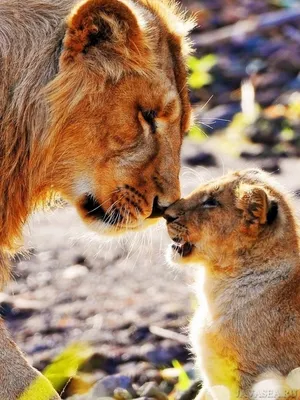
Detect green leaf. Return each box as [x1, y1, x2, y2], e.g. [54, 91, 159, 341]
[172, 360, 191, 392]
[188, 125, 208, 142]
[188, 55, 217, 89]
[189, 71, 212, 89]
[43, 343, 93, 392]
[188, 54, 217, 73]
[280, 127, 295, 141]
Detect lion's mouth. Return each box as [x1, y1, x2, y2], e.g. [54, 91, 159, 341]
[172, 242, 194, 257]
[81, 193, 123, 225]
[82, 192, 165, 226]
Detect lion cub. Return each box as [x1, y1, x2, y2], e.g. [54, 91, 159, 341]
[165, 169, 300, 400]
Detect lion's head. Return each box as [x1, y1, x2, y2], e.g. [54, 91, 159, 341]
[43, 0, 194, 234]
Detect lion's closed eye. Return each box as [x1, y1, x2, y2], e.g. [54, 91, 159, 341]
[141, 110, 157, 134]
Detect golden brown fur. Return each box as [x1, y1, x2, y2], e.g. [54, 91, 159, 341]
[166, 169, 300, 399]
[0, 0, 193, 397]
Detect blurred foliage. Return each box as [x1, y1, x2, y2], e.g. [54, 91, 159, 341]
[188, 55, 217, 89]
[43, 343, 93, 393]
[160, 360, 191, 400]
[209, 112, 256, 158]
[287, 94, 300, 120]
[269, 0, 299, 7]
[172, 360, 191, 392]
[188, 125, 208, 142]
[280, 126, 295, 141]
[18, 343, 93, 399]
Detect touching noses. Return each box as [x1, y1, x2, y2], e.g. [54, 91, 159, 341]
[148, 196, 168, 218]
[148, 195, 181, 219]
[148, 182, 181, 219]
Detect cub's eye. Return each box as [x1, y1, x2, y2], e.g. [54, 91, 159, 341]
[202, 197, 220, 208]
[142, 110, 157, 134]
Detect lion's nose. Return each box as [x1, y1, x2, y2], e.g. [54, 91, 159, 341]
[148, 196, 167, 218]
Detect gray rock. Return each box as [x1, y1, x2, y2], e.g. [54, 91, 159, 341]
[68, 395, 114, 400]
[260, 159, 281, 175]
[113, 387, 132, 400]
[138, 382, 168, 400]
[184, 152, 217, 167]
[140, 341, 189, 367]
[194, 103, 241, 132]
[134, 398, 154, 400]
[91, 375, 133, 398]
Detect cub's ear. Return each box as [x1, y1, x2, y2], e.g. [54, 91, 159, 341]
[62, 0, 151, 74]
[236, 184, 278, 236]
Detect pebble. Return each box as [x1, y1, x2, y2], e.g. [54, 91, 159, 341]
[271, 47, 300, 73]
[90, 375, 135, 398]
[245, 117, 283, 146]
[129, 325, 151, 343]
[81, 352, 120, 374]
[260, 159, 281, 174]
[255, 71, 292, 89]
[138, 382, 168, 400]
[195, 104, 241, 132]
[114, 387, 133, 400]
[0, 294, 44, 320]
[184, 152, 217, 167]
[140, 342, 189, 367]
[256, 88, 281, 107]
[63, 264, 89, 280]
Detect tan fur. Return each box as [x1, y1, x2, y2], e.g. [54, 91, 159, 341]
[166, 169, 300, 400]
[0, 0, 194, 397]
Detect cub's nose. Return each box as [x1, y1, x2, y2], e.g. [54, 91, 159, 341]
[163, 209, 179, 224]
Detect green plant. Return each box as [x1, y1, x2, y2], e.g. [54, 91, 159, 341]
[172, 360, 191, 392]
[188, 54, 217, 89]
[19, 343, 93, 400]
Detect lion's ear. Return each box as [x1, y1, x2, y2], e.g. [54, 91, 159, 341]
[63, 0, 151, 73]
[236, 184, 278, 236]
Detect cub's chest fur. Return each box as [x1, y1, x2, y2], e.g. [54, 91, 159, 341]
[166, 169, 300, 399]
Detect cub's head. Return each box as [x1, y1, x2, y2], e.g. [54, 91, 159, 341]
[45, 0, 194, 235]
[165, 169, 297, 266]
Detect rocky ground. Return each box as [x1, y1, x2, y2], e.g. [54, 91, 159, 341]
[1, 0, 300, 399]
[2, 139, 300, 399]
[188, 0, 300, 167]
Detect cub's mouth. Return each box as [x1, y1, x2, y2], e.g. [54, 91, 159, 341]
[172, 242, 194, 257]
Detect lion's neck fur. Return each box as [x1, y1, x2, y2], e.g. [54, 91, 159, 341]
[0, 1, 76, 254]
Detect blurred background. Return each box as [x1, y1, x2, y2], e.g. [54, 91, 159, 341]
[2, 0, 300, 398]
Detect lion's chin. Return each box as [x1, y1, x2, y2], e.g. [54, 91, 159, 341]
[76, 192, 162, 236]
[86, 216, 161, 237]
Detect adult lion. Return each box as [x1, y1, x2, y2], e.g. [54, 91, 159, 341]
[0, 0, 193, 398]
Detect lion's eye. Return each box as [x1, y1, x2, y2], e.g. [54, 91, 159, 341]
[142, 110, 157, 134]
[202, 197, 219, 208]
